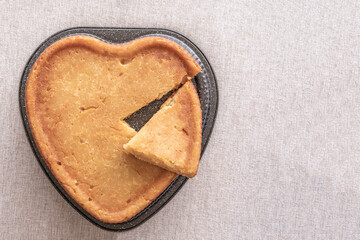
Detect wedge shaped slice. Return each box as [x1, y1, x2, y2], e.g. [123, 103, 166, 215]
[124, 81, 202, 178]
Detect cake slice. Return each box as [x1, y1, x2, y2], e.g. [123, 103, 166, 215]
[124, 81, 202, 178]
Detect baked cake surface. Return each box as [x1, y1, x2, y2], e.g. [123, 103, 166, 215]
[124, 81, 202, 178]
[25, 35, 201, 223]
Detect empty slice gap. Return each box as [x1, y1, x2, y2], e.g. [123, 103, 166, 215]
[124, 90, 174, 131]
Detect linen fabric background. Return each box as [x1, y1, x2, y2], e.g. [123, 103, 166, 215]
[1, 1, 360, 239]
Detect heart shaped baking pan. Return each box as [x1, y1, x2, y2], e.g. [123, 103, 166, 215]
[19, 27, 218, 231]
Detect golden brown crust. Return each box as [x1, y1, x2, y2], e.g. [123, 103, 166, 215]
[124, 81, 202, 178]
[25, 35, 200, 223]
[27, 35, 201, 82]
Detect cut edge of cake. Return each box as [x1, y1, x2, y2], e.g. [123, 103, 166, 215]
[124, 81, 202, 178]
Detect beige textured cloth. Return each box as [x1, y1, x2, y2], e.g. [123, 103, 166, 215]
[1, 0, 360, 239]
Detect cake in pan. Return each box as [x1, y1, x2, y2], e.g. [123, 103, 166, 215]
[25, 35, 201, 223]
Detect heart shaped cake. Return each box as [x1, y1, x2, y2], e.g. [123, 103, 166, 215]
[25, 35, 201, 223]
